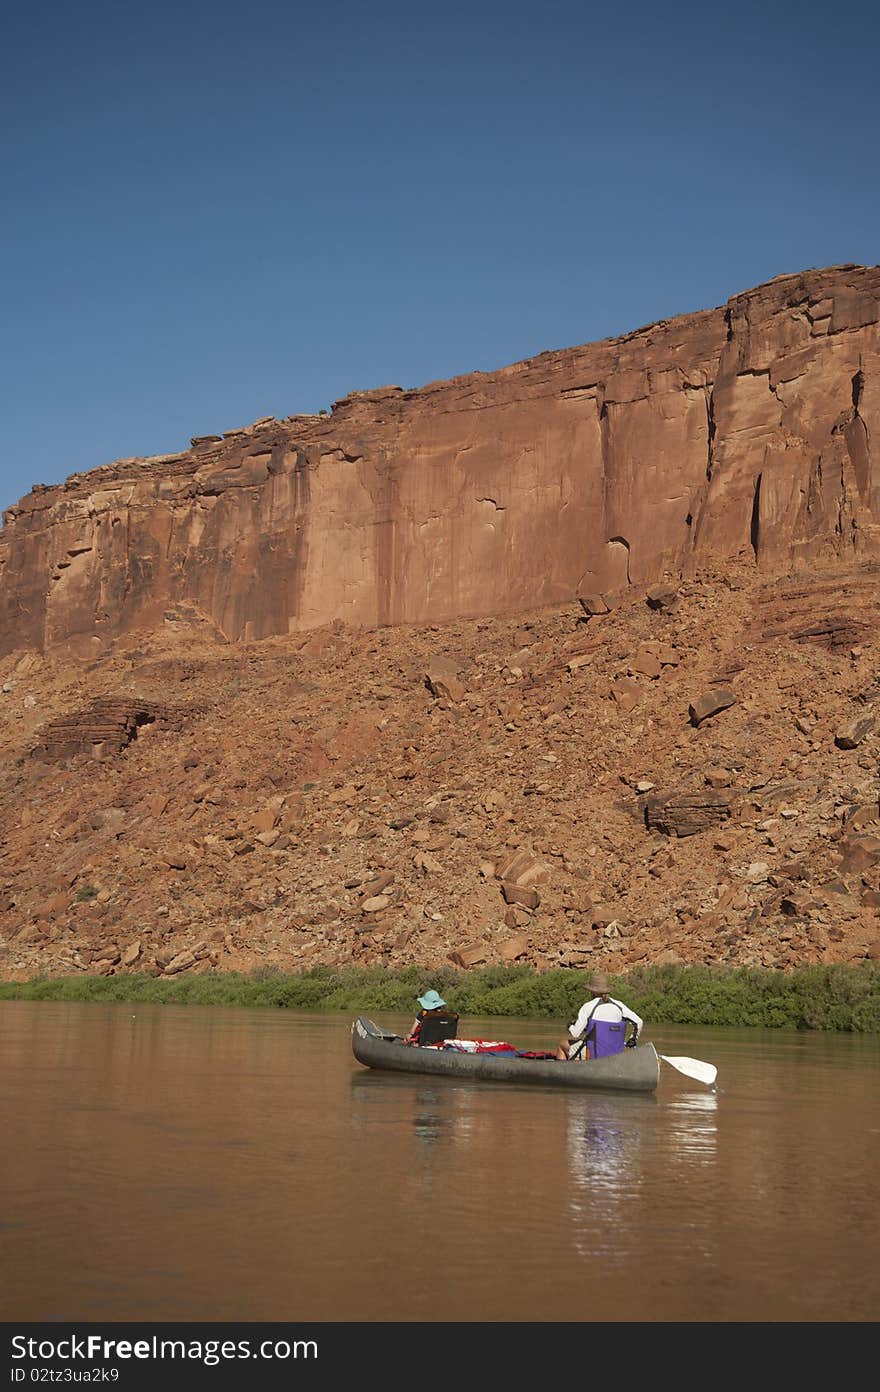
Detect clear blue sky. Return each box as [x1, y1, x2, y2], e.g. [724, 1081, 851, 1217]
[2, 0, 878, 515]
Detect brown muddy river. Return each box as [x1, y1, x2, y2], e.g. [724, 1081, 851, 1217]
[1, 1001, 878, 1321]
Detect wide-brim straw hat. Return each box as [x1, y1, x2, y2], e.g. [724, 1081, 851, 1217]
[587, 972, 611, 995]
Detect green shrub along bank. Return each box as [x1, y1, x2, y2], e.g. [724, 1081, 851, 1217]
[1, 962, 879, 1031]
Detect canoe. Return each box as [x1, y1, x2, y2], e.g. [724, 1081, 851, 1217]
[351, 1016, 660, 1093]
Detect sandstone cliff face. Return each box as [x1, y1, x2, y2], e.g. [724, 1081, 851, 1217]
[1, 265, 878, 656]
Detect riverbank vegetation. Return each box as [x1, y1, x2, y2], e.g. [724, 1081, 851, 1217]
[2, 962, 879, 1031]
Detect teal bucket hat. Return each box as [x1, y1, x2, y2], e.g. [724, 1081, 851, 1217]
[417, 990, 446, 1010]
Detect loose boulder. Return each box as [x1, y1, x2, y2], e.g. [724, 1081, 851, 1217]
[834, 712, 875, 749]
[645, 788, 732, 837]
[689, 688, 737, 726]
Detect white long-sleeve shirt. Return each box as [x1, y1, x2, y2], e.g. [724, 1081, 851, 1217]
[569, 996, 643, 1039]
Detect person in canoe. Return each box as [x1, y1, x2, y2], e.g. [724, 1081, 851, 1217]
[405, 990, 460, 1046]
[555, 972, 643, 1060]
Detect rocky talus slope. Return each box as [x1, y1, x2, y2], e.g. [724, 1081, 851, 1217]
[1, 559, 879, 981]
[1, 264, 879, 654]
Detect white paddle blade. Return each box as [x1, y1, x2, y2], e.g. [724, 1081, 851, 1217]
[660, 1054, 717, 1086]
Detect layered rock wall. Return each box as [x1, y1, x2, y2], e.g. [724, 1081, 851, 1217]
[1, 264, 878, 655]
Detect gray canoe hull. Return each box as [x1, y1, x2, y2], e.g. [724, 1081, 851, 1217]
[351, 1017, 660, 1093]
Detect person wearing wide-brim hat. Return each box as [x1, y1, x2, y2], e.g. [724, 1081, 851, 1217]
[554, 970, 643, 1061]
[405, 989, 459, 1046]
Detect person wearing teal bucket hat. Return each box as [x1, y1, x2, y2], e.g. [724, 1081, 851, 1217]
[405, 989, 459, 1046]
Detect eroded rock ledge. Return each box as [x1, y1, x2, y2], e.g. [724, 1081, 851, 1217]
[1, 264, 879, 655]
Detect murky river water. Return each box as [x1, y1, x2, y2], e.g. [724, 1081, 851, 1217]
[1, 1001, 878, 1321]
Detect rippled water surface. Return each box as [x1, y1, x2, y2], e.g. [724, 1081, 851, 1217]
[1, 1001, 878, 1321]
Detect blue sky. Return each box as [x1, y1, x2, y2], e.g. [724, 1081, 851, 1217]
[2, 0, 878, 514]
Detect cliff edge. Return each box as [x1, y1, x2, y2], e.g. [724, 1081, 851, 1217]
[1, 264, 878, 656]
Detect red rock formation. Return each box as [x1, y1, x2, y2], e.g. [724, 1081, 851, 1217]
[1, 264, 878, 656]
[31, 697, 194, 761]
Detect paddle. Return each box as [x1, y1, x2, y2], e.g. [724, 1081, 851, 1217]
[659, 1053, 717, 1086]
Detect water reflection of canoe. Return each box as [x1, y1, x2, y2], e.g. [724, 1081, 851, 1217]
[351, 1017, 660, 1093]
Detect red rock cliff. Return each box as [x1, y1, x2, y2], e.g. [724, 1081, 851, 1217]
[2, 264, 878, 655]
